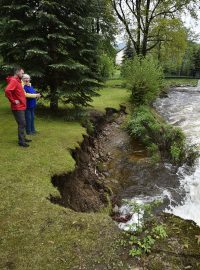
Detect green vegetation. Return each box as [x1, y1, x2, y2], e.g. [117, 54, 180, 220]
[91, 79, 129, 111]
[0, 81, 131, 270]
[122, 200, 167, 257]
[0, 0, 200, 267]
[127, 105, 199, 165]
[112, 0, 200, 78]
[164, 77, 198, 87]
[122, 56, 164, 105]
[0, 73, 199, 268]
[122, 54, 197, 166]
[154, 18, 187, 74]
[99, 53, 115, 80]
[142, 213, 200, 269]
[0, 1, 116, 111]
[178, 41, 200, 77]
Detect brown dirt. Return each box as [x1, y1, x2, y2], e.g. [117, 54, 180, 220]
[50, 108, 127, 212]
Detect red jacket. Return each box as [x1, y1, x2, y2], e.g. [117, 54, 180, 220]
[5, 76, 26, 110]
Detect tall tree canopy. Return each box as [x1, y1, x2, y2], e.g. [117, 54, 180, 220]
[0, 0, 115, 110]
[152, 18, 187, 73]
[111, 0, 200, 56]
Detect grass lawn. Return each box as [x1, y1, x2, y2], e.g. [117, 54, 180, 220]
[0, 81, 131, 270]
[91, 79, 128, 111]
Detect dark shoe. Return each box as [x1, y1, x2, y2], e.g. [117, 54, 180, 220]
[18, 143, 29, 147]
[25, 138, 32, 142]
[32, 131, 39, 135]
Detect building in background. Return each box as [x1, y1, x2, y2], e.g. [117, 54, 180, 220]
[116, 47, 125, 65]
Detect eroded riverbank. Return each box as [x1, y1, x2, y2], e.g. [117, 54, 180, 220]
[50, 107, 181, 214]
[50, 104, 200, 269]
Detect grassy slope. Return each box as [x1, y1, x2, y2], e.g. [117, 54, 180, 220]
[0, 80, 131, 270]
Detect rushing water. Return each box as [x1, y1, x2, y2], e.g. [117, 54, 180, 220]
[154, 81, 200, 226]
[104, 120, 183, 230]
[112, 81, 200, 230]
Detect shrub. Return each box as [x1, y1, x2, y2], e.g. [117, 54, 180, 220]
[127, 106, 199, 165]
[99, 53, 115, 80]
[122, 55, 164, 105]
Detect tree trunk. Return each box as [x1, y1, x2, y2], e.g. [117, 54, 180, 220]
[136, 0, 141, 55]
[50, 100, 58, 112]
[96, 17, 100, 34]
[50, 81, 58, 112]
[141, 34, 148, 56]
[157, 41, 162, 61]
[48, 29, 58, 112]
[141, 0, 150, 56]
[50, 94, 58, 112]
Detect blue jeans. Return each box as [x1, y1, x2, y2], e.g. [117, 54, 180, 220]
[25, 108, 35, 134]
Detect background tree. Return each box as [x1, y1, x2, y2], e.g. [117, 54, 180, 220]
[111, 0, 199, 56]
[152, 18, 187, 75]
[92, 0, 117, 79]
[123, 39, 135, 61]
[99, 53, 115, 79]
[0, 0, 115, 111]
[193, 47, 200, 77]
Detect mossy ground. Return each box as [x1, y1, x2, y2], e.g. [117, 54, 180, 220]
[140, 213, 200, 270]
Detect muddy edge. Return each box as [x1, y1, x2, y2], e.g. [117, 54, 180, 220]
[50, 105, 127, 212]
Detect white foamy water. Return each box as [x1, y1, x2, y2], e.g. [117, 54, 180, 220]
[154, 80, 200, 226]
[118, 195, 164, 231]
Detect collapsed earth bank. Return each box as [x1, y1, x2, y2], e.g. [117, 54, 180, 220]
[50, 106, 200, 270]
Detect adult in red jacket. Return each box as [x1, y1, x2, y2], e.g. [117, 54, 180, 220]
[5, 67, 32, 147]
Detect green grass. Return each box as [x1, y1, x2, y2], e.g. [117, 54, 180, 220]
[91, 80, 129, 111]
[0, 82, 131, 270]
[164, 78, 198, 87]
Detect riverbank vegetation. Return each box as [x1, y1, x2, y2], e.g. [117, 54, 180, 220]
[122, 56, 164, 105]
[127, 106, 199, 165]
[122, 55, 199, 165]
[121, 200, 167, 257]
[164, 77, 198, 87]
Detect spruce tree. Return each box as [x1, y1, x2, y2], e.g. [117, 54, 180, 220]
[123, 39, 135, 61]
[0, 0, 101, 111]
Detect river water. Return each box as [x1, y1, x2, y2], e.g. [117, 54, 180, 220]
[154, 81, 200, 226]
[111, 81, 200, 230]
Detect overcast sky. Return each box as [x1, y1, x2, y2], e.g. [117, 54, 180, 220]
[117, 10, 200, 45]
[183, 13, 200, 42]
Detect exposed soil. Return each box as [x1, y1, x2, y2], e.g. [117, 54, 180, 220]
[50, 105, 182, 213]
[50, 106, 128, 212]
